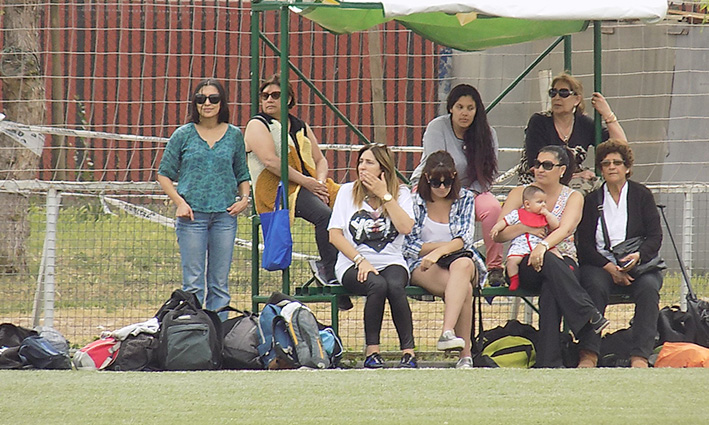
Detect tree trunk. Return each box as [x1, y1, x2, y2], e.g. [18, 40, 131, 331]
[1, 0, 46, 273]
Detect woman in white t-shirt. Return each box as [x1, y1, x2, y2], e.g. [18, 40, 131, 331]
[328, 144, 417, 369]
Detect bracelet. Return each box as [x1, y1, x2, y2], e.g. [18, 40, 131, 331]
[353, 253, 364, 267]
[604, 112, 617, 124]
[540, 240, 550, 251]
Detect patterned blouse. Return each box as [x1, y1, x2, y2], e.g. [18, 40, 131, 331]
[549, 184, 577, 261]
[158, 123, 250, 213]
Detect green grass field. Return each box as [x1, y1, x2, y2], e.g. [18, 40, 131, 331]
[3, 368, 708, 424]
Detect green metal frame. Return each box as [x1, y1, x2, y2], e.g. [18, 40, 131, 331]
[249, 1, 605, 309]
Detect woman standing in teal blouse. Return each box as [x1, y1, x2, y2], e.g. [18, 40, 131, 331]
[158, 79, 251, 318]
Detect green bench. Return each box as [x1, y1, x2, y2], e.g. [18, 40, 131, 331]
[252, 275, 633, 335]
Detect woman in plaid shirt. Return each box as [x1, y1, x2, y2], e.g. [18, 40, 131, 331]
[404, 151, 486, 369]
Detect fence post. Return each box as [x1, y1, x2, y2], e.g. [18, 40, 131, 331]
[680, 190, 693, 310]
[43, 188, 60, 327]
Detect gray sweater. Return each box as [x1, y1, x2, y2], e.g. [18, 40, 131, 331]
[410, 114, 499, 193]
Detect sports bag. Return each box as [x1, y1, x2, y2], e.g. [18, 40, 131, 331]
[599, 328, 634, 368]
[107, 333, 159, 371]
[655, 342, 709, 368]
[0, 323, 38, 348]
[0, 324, 39, 369]
[18, 335, 72, 370]
[474, 320, 538, 368]
[218, 306, 262, 370]
[73, 337, 120, 370]
[260, 182, 292, 271]
[155, 289, 203, 322]
[158, 297, 222, 371]
[257, 303, 298, 369]
[281, 301, 329, 369]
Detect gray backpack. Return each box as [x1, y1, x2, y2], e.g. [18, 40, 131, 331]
[280, 302, 329, 369]
[217, 306, 262, 370]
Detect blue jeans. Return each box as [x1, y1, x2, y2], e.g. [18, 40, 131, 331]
[176, 212, 237, 319]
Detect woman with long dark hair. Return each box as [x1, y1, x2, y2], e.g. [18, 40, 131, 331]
[410, 84, 503, 285]
[158, 78, 251, 318]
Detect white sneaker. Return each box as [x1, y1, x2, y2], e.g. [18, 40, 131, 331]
[437, 330, 465, 351]
[456, 356, 473, 369]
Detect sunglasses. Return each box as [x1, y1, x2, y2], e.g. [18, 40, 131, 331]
[600, 159, 625, 167]
[428, 177, 455, 188]
[194, 93, 221, 105]
[260, 91, 281, 101]
[533, 160, 563, 171]
[548, 88, 575, 99]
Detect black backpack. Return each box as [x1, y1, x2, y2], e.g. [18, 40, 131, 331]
[218, 306, 262, 370]
[107, 333, 160, 371]
[18, 335, 72, 370]
[0, 323, 38, 369]
[156, 290, 223, 371]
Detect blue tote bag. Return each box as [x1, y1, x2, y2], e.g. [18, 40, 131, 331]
[260, 183, 292, 271]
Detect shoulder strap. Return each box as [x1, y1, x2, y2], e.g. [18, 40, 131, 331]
[596, 185, 611, 251]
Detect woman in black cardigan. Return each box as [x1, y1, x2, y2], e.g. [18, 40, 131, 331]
[576, 139, 663, 368]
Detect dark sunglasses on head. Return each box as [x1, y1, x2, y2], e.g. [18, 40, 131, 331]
[533, 160, 563, 171]
[260, 91, 281, 101]
[548, 88, 575, 99]
[601, 159, 625, 167]
[428, 177, 455, 188]
[194, 93, 221, 105]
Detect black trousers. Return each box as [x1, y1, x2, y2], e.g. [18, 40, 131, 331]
[294, 188, 338, 281]
[341, 264, 415, 350]
[579, 265, 662, 359]
[518, 252, 599, 368]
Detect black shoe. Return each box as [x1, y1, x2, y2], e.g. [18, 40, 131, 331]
[590, 311, 610, 334]
[337, 295, 354, 311]
[364, 352, 385, 369]
[397, 353, 418, 369]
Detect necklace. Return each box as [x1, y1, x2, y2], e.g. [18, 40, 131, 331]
[555, 115, 574, 143]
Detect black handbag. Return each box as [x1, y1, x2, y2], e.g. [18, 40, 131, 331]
[597, 189, 666, 277]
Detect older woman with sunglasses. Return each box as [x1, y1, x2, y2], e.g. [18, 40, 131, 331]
[410, 84, 504, 286]
[244, 74, 341, 289]
[520, 73, 627, 192]
[158, 78, 251, 318]
[575, 140, 663, 368]
[494, 145, 609, 367]
[404, 151, 486, 369]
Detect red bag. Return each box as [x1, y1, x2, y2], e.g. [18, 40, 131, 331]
[72, 337, 120, 370]
[655, 342, 709, 368]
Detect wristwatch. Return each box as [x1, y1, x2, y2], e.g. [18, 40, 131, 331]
[381, 193, 393, 203]
[540, 240, 550, 251]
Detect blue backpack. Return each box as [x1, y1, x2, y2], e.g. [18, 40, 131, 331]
[257, 303, 298, 369]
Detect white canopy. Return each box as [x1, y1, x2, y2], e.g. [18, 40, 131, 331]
[341, 0, 668, 22]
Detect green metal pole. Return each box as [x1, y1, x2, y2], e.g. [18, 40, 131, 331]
[280, 6, 291, 295]
[250, 8, 261, 313]
[593, 20, 603, 146]
[563, 35, 572, 74]
[487, 36, 565, 113]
